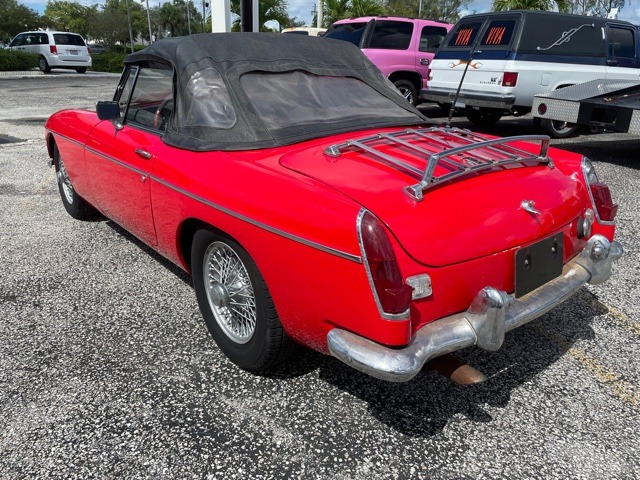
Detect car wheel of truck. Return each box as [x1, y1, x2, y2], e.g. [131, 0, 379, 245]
[54, 144, 97, 219]
[39, 56, 51, 73]
[540, 118, 578, 139]
[192, 230, 295, 372]
[393, 79, 418, 106]
[76, 67, 87, 74]
[465, 107, 503, 126]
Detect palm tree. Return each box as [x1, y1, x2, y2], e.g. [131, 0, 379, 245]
[349, 0, 383, 18]
[322, 0, 350, 26]
[492, 0, 570, 12]
[231, 0, 293, 31]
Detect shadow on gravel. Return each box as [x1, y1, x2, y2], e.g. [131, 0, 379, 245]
[551, 138, 640, 170]
[105, 220, 192, 286]
[100, 211, 613, 438]
[317, 289, 609, 438]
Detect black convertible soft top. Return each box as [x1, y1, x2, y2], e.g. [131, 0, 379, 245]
[124, 33, 426, 151]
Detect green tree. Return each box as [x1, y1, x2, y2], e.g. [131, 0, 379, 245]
[568, 0, 625, 17]
[85, 0, 148, 48]
[156, 0, 204, 36]
[492, 0, 570, 13]
[350, 0, 383, 18]
[43, 1, 91, 38]
[230, 0, 300, 32]
[0, 0, 42, 41]
[321, 0, 350, 26]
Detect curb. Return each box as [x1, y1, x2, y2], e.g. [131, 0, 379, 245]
[0, 70, 43, 77]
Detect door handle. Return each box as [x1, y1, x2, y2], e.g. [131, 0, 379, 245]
[420, 58, 430, 66]
[135, 148, 152, 159]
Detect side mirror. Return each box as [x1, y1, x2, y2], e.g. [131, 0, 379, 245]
[96, 101, 120, 120]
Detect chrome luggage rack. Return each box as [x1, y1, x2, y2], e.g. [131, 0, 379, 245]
[324, 127, 551, 201]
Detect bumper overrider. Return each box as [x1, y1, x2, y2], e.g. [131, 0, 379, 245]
[327, 235, 623, 382]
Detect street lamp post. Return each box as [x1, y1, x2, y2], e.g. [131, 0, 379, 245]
[145, 0, 153, 43]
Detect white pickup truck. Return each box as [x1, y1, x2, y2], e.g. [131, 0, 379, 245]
[422, 10, 640, 137]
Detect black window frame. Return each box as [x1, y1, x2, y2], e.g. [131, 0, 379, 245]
[608, 26, 636, 59]
[113, 65, 175, 134]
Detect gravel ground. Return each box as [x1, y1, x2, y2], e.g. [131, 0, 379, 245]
[0, 73, 638, 479]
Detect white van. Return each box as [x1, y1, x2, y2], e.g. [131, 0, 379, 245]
[422, 10, 639, 137]
[9, 31, 92, 74]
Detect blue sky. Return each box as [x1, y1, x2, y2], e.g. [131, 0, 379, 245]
[20, 0, 640, 27]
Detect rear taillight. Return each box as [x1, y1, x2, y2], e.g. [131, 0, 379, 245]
[582, 158, 618, 223]
[50, 45, 57, 54]
[590, 182, 618, 222]
[88, 47, 92, 55]
[502, 72, 518, 87]
[357, 210, 412, 317]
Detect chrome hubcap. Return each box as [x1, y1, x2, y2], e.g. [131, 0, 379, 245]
[398, 86, 413, 103]
[57, 158, 74, 204]
[203, 242, 256, 344]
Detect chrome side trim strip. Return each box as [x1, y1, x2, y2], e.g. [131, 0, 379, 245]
[151, 176, 362, 264]
[48, 130, 361, 263]
[328, 235, 623, 382]
[86, 146, 148, 176]
[49, 130, 145, 174]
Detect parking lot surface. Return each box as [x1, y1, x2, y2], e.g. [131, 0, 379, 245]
[1, 75, 639, 479]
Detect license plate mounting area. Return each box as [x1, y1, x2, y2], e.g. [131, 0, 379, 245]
[514, 234, 563, 298]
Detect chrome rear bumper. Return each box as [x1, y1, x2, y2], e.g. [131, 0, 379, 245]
[327, 235, 623, 382]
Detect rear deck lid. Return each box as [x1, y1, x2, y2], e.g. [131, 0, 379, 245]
[280, 127, 586, 267]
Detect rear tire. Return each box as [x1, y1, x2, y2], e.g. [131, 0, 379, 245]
[76, 67, 87, 74]
[54, 144, 97, 219]
[191, 230, 295, 371]
[465, 107, 503, 126]
[39, 56, 51, 73]
[393, 79, 418, 106]
[540, 118, 578, 138]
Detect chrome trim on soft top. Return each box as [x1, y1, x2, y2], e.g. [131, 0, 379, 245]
[327, 234, 623, 382]
[324, 127, 551, 202]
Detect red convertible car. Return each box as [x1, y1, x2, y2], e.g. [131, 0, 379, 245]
[45, 34, 622, 382]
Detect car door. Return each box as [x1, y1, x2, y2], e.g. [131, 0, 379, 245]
[418, 25, 450, 89]
[85, 65, 174, 246]
[9, 33, 26, 51]
[605, 24, 639, 80]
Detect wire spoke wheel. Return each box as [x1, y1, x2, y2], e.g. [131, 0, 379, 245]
[203, 241, 257, 344]
[57, 156, 74, 205]
[192, 230, 295, 371]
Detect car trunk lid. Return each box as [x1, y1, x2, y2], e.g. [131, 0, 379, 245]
[280, 127, 585, 267]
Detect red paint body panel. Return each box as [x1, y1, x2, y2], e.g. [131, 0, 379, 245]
[44, 109, 616, 353]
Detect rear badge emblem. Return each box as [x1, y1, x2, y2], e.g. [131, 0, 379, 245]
[521, 199, 541, 215]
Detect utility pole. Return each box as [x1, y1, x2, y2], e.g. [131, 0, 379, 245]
[186, 0, 192, 34]
[124, 0, 135, 52]
[145, 0, 153, 43]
